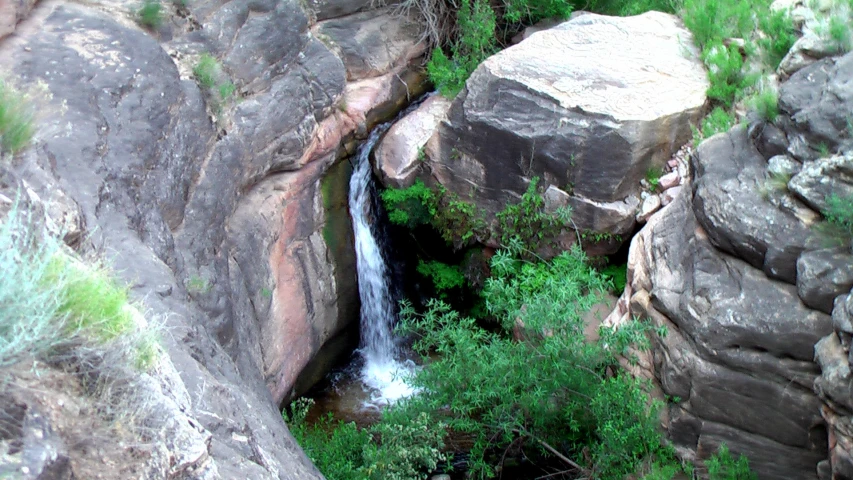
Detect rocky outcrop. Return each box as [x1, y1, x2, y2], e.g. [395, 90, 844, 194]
[0, 0, 425, 477]
[415, 12, 707, 250]
[0, 0, 36, 39]
[374, 94, 452, 188]
[607, 51, 853, 479]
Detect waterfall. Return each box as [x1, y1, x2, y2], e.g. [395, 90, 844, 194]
[348, 125, 416, 407]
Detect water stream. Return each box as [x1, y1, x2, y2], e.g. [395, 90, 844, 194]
[348, 125, 417, 408]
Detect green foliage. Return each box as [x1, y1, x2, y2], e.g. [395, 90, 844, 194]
[427, 0, 496, 97]
[583, 0, 677, 16]
[187, 275, 211, 294]
[818, 142, 831, 157]
[601, 263, 627, 293]
[495, 177, 571, 253]
[284, 398, 446, 480]
[705, 444, 757, 480]
[680, 0, 757, 50]
[827, 13, 853, 53]
[757, 8, 797, 70]
[44, 256, 136, 343]
[819, 193, 853, 241]
[0, 78, 35, 156]
[0, 205, 159, 369]
[193, 54, 219, 89]
[701, 107, 736, 140]
[645, 166, 665, 191]
[396, 247, 667, 478]
[137, 1, 164, 30]
[381, 180, 437, 229]
[747, 88, 779, 122]
[193, 53, 237, 115]
[417, 260, 466, 294]
[503, 0, 572, 24]
[702, 42, 757, 109]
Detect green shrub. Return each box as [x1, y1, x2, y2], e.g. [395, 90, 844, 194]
[748, 88, 779, 122]
[137, 1, 163, 30]
[503, 0, 572, 24]
[0, 205, 158, 369]
[396, 247, 667, 478]
[193, 53, 237, 115]
[495, 177, 572, 253]
[601, 263, 627, 293]
[0, 79, 35, 156]
[417, 260, 466, 294]
[680, 0, 757, 50]
[427, 0, 497, 97]
[757, 8, 797, 70]
[702, 42, 757, 109]
[706, 444, 757, 480]
[381, 179, 437, 229]
[193, 54, 219, 90]
[701, 107, 736, 139]
[645, 166, 665, 191]
[284, 398, 446, 480]
[827, 13, 853, 53]
[820, 193, 853, 238]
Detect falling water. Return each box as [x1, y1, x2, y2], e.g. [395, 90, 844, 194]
[348, 125, 416, 407]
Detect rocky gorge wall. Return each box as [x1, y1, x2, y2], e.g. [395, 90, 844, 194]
[0, 0, 425, 477]
[604, 52, 853, 479]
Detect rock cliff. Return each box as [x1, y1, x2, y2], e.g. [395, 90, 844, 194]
[0, 0, 424, 477]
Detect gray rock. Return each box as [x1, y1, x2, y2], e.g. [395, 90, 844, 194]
[814, 333, 853, 411]
[751, 121, 790, 160]
[797, 249, 853, 313]
[312, 7, 426, 81]
[374, 94, 451, 188]
[768, 154, 802, 178]
[624, 191, 830, 478]
[779, 52, 853, 159]
[424, 12, 707, 247]
[0, 0, 424, 477]
[636, 194, 661, 223]
[0, 0, 36, 40]
[693, 127, 813, 283]
[789, 153, 853, 214]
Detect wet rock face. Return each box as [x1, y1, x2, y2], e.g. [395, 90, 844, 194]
[0, 0, 425, 477]
[420, 12, 707, 249]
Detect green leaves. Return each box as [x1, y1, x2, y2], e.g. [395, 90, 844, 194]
[395, 248, 670, 478]
[427, 0, 497, 97]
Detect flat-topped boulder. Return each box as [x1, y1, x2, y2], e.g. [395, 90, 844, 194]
[424, 11, 708, 247]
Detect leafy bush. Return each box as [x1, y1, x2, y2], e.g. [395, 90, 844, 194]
[757, 8, 797, 70]
[381, 179, 437, 229]
[702, 42, 757, 109]
[284, 398, 446, 480]
[601, 263, 627, 293]
[680, 0, 757, 50]
[396, 248, 667, 478]
[193, 54, 219, 90]
[645, 166, 665, 191]
[495, 177, 572, 253]
[0, 79, 35, 156]
[416, 260, 466, 294]
[700, 107, 736, 139]
[747, 87, 779, 122]
[137, 1, 163, 30]
[705, 444, 757, 480]
[503, 0, 572, 24]
[427, 0, 496, 97]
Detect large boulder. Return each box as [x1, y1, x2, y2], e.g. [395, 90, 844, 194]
[374, 94, 452, 188]
[0, 0, 36, 40]
[423, 12, 707, 246]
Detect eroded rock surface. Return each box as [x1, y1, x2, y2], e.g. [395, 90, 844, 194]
[420, 12, 707, 249]
[606, 51, 853, 480]
[0, 0, 426, 477]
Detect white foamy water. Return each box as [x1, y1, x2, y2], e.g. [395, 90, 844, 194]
[348, 126, 417, 408]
